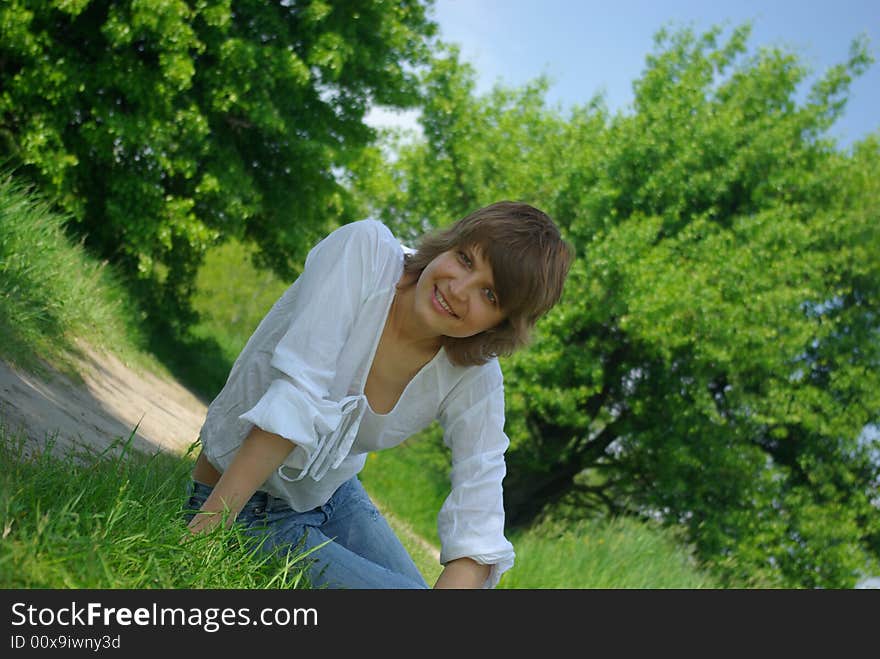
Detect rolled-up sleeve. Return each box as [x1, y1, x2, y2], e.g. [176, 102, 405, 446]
[437, 362, 516, 588]
[239, 220, 390, 481]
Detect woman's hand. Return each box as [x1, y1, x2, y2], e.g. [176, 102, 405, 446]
[186, 426, 295, 536]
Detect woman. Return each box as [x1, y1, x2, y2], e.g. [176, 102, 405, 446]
[185, 201, 573, 589]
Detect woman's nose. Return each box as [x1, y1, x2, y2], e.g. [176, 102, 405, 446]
[448, 277, 468, 302]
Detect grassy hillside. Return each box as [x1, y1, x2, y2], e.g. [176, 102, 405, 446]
[0, 175, 161, 378]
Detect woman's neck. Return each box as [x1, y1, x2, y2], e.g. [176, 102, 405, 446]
[388, 277, 442, 356]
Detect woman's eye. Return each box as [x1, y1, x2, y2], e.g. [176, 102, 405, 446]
[458, 251, 472, 267]
[485, 288, 497, 305]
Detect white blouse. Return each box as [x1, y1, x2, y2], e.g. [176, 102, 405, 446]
[199, 219, 515, 588]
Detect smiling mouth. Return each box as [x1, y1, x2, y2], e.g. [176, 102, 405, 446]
[434, 286, 459, 318]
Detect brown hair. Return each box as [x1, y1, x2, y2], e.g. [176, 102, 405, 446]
[403, 201, 573, 366]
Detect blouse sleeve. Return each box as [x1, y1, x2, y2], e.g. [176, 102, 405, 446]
[436, 361, 516, 589]
[239, 219, 398, 481]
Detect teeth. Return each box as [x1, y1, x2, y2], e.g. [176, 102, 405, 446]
[435, 288, 456, 316]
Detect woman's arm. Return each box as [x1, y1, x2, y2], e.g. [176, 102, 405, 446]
[434, 557, 491, 589]
[187, 426, 294, 535]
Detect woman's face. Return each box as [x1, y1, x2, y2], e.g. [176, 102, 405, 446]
[413, 244, 506, 339]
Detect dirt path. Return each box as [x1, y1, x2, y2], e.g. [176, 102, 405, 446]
[0, 339, 206, 459]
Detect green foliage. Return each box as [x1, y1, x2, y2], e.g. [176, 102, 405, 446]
[0, 0, 437, 325]
[352, 24, 880, 587]
[186, 237, 290, 398]
[191, 239, 289, 358]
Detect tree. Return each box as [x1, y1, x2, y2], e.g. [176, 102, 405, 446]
[516, 24, 879, 587]
[0, 0, 437, 323]
[354, 25, 880, 587]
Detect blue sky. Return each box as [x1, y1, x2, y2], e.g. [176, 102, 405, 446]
[369, 0, 880, 149]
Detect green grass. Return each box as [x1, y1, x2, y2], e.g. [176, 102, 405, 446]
[0, 423, 314, 588]
[500, 516, 718, 588]
[0, 174, 163, 379]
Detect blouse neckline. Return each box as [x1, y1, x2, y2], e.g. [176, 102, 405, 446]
[363, 345, 446, 418]
[360, 274, 447, 419]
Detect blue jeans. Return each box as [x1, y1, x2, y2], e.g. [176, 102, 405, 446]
[183, 477, 429, 589]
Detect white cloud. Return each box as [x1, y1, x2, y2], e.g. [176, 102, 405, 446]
[364, 106, 423, 139]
